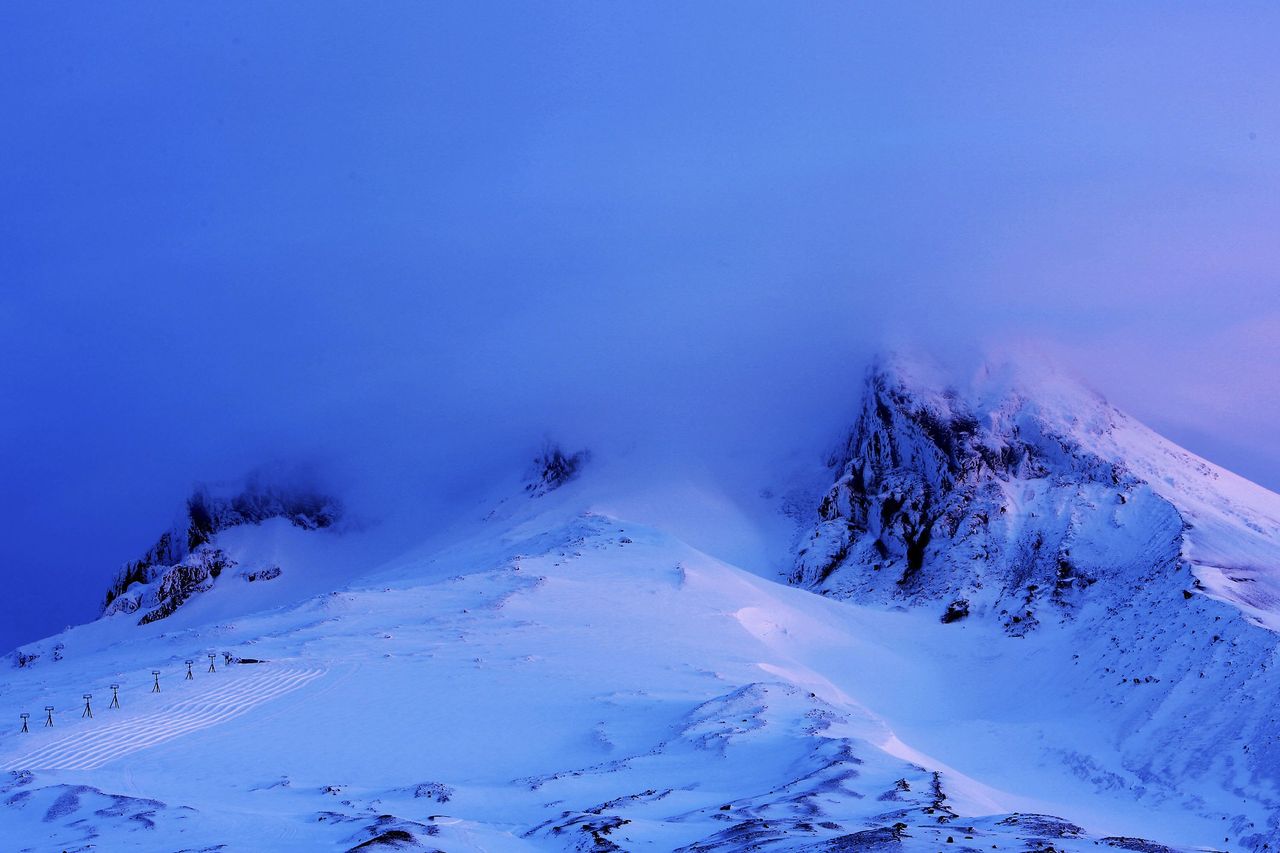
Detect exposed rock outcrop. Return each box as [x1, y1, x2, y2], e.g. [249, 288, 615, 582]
[526, 445, 588, 497]
[791, 357, 1182, 634]
[790, 355, 1280, 843]
[100, 473, 340, 625]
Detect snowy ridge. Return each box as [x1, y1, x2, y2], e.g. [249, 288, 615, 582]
[0, 492, 1204, 850]
[1, 368, 1279, 848]
[793, 353, 1280, 847]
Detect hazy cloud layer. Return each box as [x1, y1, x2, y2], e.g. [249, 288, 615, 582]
[2, 3, 1278, 649]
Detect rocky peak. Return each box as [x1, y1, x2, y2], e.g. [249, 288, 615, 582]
[792, 356, 1178, 634]
[525, 445, 588, 497]
[100, 474, 341, 625]
[790, 355, 1280, 819]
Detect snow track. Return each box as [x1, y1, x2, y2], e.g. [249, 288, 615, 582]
[1, 664, 325, 771]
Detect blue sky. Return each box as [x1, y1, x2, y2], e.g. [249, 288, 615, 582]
[2, 3, 1279, 650]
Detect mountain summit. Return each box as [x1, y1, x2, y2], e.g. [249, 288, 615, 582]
[795, 354, 1280, 627]
[793, 353, 1280, 841]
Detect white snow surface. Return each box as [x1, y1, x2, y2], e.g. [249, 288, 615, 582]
[2, 366, 1279, 850]
[971, 356, 1280, 632]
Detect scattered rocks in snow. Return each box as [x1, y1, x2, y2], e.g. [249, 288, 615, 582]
[821, 824, 907, 850]
[528, 811, 631, 852]
[410, 782, 453, 803]
[675, 817, 824, 852]
[0, 779, 171, 844]
[1100, 836, 1180, 853]
[941, 599, 970, 623]
[244, 565, 282, 583]
[336, 813, 441, 852]
[994, 813, 1084, 838]
[926, 771, 957, 822]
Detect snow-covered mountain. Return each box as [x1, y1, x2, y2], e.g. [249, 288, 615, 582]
[792, 355, 1280, 842]
[1, 362, 1278, 851]
[793, 355, 1280, 630]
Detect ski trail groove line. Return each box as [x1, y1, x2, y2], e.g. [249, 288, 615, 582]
[1, 666, 325, 771]
[3, 667, 323, 771]
[38, 669, 319, 771]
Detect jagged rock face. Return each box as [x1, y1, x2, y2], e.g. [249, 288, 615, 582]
[185, 481, 340, 547]
[526, 446, 588, 497]
[792, 365, 1184, 634]
[101, 479, 341, 624]
[136, 547, 232, 625]
[791, 360, 1280, 837]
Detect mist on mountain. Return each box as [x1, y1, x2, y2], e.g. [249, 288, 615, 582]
[2, 4, 1279, 650]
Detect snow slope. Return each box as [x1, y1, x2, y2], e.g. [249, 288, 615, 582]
[793, 354, 1280, 848]
[1, 367, 1279, 850]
